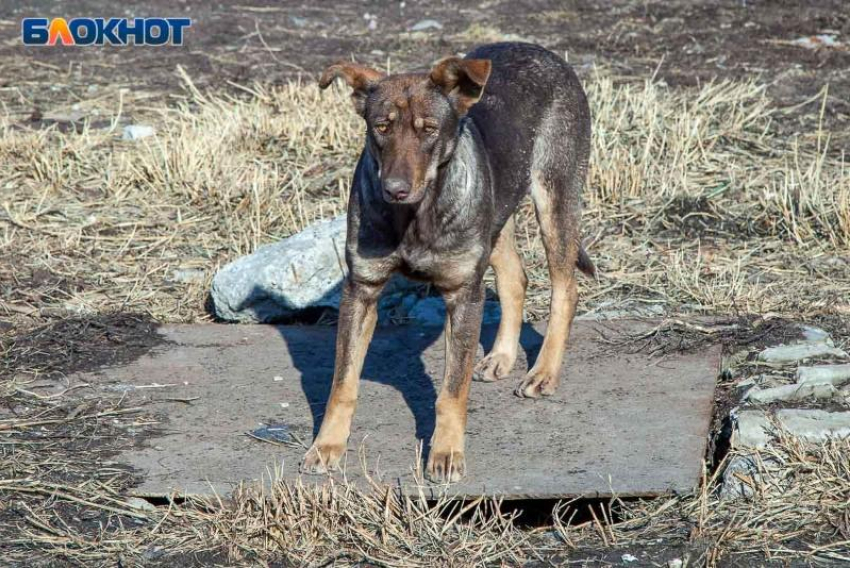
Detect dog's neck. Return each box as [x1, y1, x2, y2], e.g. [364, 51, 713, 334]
[360, 120, 487, 240]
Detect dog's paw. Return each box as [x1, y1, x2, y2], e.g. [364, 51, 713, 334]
[426, 449, 466, 483]
[301, 443, 346, 474]
[515, 368, 560, 398]
[473, 351, 515, 382]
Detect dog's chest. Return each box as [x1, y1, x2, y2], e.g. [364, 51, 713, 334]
[396, 237, 483, 289]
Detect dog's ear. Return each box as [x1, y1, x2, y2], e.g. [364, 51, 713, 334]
[319, 62, 384, 116]
[429, 56, 491, 114]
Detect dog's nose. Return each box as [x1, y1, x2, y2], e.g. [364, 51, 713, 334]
[382, 178, 411, 201]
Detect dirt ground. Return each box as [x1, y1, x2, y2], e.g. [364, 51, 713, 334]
[2, 0, 849, 133]
[1, 1, 849, 566]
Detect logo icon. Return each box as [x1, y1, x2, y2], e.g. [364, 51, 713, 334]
[22, 17, 191, 46]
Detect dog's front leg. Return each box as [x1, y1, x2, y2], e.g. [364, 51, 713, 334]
[427, 281, 485, 483]
[302, 278, 383, 474]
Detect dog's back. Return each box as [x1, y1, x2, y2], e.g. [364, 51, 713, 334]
[466, 43, 591, 247]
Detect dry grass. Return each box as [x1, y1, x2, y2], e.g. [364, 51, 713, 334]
[553, 436, 850, 563]
[2, 435, 847, 566]
[1, 70, 848, 327]
[2, 69, 850, 565]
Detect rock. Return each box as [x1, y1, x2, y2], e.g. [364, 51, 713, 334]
[719, 453, 783, 500]
[122, 124, 155, 141]
[745, 382, 836, 404]
[734, 409, 850, 449]
[758, 342, 847, 364]
[212, 216, 347, 322]
[796, 364, 850, 386]
[249, 423, 294, 444]
[799, 325, 834, 346]
[756, 324, 846, 363]
[125, 497, 157, 512]
[168, 267, 206, 284]
[409, 19, 443, 31]
[621, 553, 638, 563]
[733, 410, 773, 449]
[211, 216, 416, 322]
[775, 409, 850, 443]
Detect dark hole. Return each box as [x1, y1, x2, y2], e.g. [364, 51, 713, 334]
[425, 496, 636, 528]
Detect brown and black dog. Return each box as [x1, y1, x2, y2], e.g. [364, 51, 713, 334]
[301, 42, 594, 483]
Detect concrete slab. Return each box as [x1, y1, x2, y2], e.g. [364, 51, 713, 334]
[80, 320, 720, 499]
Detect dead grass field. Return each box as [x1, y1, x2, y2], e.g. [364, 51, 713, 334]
[2, 66, 850, 565]
[2, 71, 848, 324]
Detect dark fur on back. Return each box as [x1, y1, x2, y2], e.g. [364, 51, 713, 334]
[466, 43, 594, 275]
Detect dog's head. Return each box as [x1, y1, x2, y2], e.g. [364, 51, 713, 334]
[319, 56, 491, 205]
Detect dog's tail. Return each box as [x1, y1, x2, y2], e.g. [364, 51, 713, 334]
[576, 245, 596, 278]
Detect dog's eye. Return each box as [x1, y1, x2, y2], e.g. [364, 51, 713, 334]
[375, 123, 389, 134]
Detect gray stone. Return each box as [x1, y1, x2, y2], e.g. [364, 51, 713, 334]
[733, 411, 773, 449]
[796, 364, 850, 386]
[719, 453, 783, 500]
[211, 216, 417, 322]
[776, 409, 850, 442]
[122, 124, 156, 141]
[734, 409, 850, 449]
[409, 19, 443, 31]
[168, 268, 206, 285]
[745, 382, 836, 404]
[758, 342, 847, 364]
[799, 325, 834, 346]
[211, 216, 348, 322]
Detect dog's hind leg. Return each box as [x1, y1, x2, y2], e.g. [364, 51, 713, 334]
[474, 217, 527, 382]
[516, 104, 591, 398]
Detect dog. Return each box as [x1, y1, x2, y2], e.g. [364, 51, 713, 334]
[301, 42, 595, 483]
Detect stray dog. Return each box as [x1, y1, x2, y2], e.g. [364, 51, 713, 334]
[302, 42, 594, 482]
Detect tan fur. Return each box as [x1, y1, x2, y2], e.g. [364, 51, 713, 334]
[426, 286, 480, 482]
[302, 282, 381, 472]
[474, 218, 527, 382]
[516, 173, 580, 398]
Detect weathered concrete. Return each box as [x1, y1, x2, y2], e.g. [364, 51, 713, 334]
[758, 342, 848, 364]
[79, 320, 720, 499]
[734, 409, 850, 449]
[745, 382, 836, 404]
[796, 364, 850, 386]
